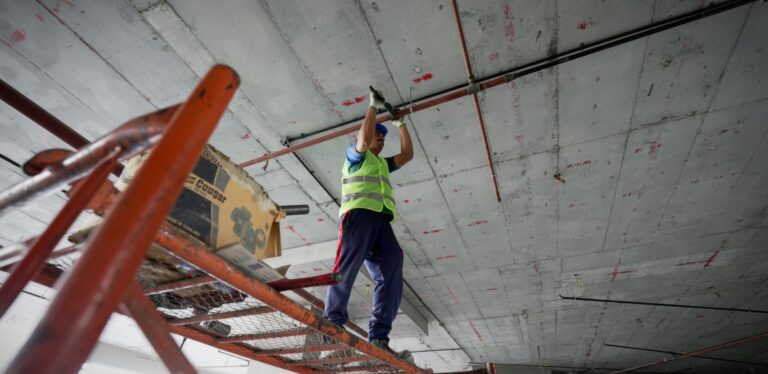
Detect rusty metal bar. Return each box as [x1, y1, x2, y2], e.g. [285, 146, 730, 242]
[121, 282, 196, 374]
[292, 288, 369, 339]
[22, 266, 306, 373]
[0, 104, 180, 213]
[219, 327, 313, 343]
[611, 330, 768, 373]
[269, 272, 340, 292]
[169, 306, 274, 326]
[156, 224, 429, 374]
[144, 275, 217, 295]
[290, 355, 371, 366]
[168, 324, 316, 374]
[6, 65, 239, 374]
[242, 0, 754, 169]
[450, 0, 501, 202]
[146, 272, 339, 296]
[0, 151, 118, 318]
[0, 244, 79, 270]
[0, 79, 90, 150]
[255, 343, 347, 356]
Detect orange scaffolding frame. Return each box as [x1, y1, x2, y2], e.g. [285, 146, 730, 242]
[0, 65, 431, 374]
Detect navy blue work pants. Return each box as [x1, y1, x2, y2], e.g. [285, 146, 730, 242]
[323, 209, 403, 342]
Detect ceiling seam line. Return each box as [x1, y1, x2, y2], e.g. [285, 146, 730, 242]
[593, 0, 665, 262]
[1, 36, 110, 140]
[352, 0, 452, 283]
[151, 2, 338, 210]
[552, 0, 561, 267]
[34, 0, 157, 111]
[253, 0, 457, 332]
[353, 0, 406, 104]
[698, 2, 755, 233]
[651, 2, 753, 241]
[351, 1, 480, 286]
[256, 0, 345, 121]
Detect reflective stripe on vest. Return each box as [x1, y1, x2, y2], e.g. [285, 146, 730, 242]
[342, 175, 391, 188]
[340, 192, 396, 204]
[339, 150, 398, 223]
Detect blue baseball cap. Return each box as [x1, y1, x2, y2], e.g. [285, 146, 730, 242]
[375, 123, 388, 137]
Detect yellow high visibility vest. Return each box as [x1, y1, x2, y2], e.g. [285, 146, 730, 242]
[339, 150, 398, 223]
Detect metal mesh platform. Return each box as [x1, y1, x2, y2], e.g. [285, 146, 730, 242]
[46, 239, 416, 373]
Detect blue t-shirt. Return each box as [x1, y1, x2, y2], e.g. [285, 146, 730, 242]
[346, 144, 398, 174]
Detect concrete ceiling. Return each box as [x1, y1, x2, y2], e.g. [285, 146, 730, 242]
[1, 0, 767, 372]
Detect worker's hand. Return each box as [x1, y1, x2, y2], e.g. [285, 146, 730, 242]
[392, 119, 406, 129]
[369, 92, 386, 110]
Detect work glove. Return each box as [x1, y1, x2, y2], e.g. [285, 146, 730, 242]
[392, 119, 406, 129]
[369, 92, 386, 110]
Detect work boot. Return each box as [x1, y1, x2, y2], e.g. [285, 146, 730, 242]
[319, 324, 354, 360]
[370, 339, 414, 363]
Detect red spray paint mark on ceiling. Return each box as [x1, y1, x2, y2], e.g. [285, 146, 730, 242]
[317, 218, 324, 222]
[585, 290, 611, 357]
[412, 73, 433, 84]
[467, 220, 489, 227]
[447, 287, 460, 304]
[609, 267, 634, 281]
[648, 141, 663, 159]
[634, 147, 643, 154]
[503, 3, 515, 39]
[341, 95, 367, 107]
[488, 52, 499, 61]
[675, 250, 720, 268]
[286, 225, 307, 242]
[403, 199, 410, 204]
[436, 255, 456, 261]
[10, 29, 26, 42]
[241, 133, 250, 140]
[703, 250, 720, 267]
[485, 288, 497, 291]
[578, 18, 595, 30]
[566, 160, 592, 169]
[422, 228, 445, 235]
[468, 320, 485, 342]
[36, 13, 45, 22]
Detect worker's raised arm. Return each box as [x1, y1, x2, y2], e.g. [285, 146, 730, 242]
[356, 93, 385, 153]
[392, 118, 413, 168]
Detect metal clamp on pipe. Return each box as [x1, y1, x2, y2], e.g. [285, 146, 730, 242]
[466, 83, 481, 95]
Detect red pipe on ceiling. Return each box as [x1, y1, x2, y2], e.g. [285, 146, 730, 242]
[0, 79, 90, 150]
[450, 0, 502, 202]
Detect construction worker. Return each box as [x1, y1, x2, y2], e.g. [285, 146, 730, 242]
[323, 90, 413, 358]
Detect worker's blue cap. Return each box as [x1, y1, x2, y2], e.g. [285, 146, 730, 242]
[375, 123, 388, 137]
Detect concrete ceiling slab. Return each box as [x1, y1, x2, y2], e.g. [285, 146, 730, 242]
[2, 0, 767, 372]
[709, 3, 768, 110]
[631, 3, 749, 127]
[483, 69, 558, 162]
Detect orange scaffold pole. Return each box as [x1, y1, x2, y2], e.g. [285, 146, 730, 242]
[4, 65, 239, 374]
